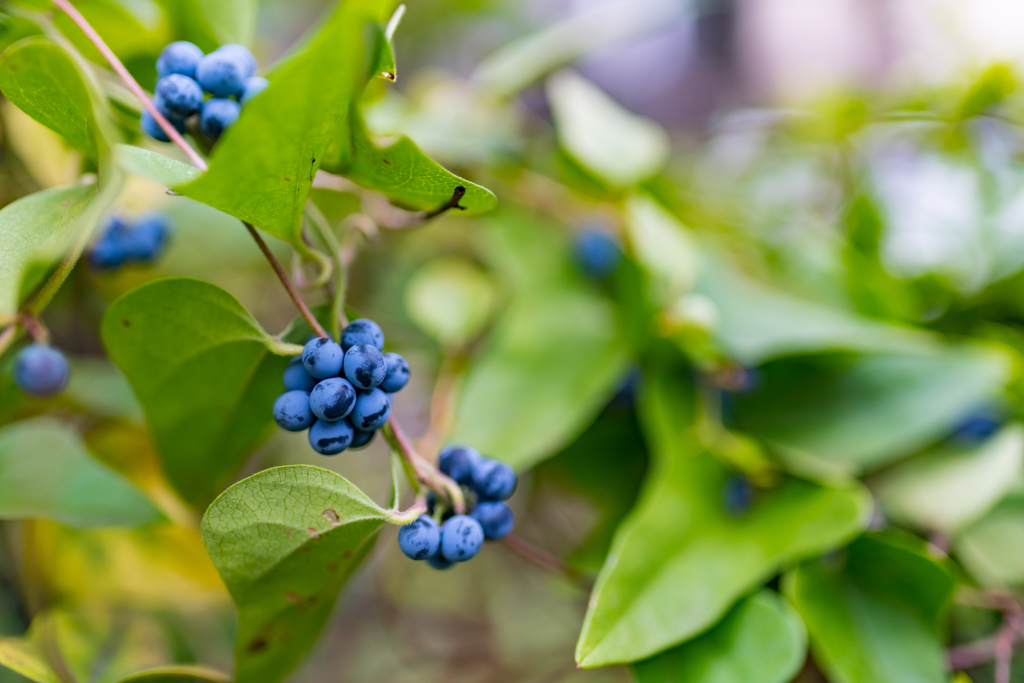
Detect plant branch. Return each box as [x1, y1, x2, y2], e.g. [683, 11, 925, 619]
[502, 534, 590, 588]
[383, 418, 465, 514]
[304, 202, 348, 337]
[416, 354, 466, 458]
[383, 500, 428, 525]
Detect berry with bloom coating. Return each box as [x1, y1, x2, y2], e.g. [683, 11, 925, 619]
[123, 213, 169, 260]
[574, 229, 621, 279]
[196, 50, 247, 97]
[350, 388, 391, 431]
[471, 501, 514, 541]
[156, 41, 204, 78]
[343, 343, 386, 390]
[240, 76, 268, 106]
[340, 319, 384, 351]
[438, 445, 480, 485]
[216, 44, 257, 78]
[273, 390, 313, 432]
[398, 515, 440, 560]
[302, 337, 344, 379]
[427, 553, 453, 570]
[199, 98, 240, 140]
[439, 515, 484, 562]
[350, 425, 375, 449]
[308, 418, 354, 455]
[472, 459, 517, 501]
[155, 74, 204, 117]
[140, 108, 184, 142]
[379, 352, 410, 392]
[14, 344, 69, 397]
[309, 377, 356, 422]
[283, 357, 317, 392]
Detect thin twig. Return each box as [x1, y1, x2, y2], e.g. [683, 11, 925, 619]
[383, 419, 465, 514]
[996, 619, 1014, 683]
[243, 222, 327, 337]
[416, 354, 466, 459]
[423, 186, 466, 219]
[502, 534, 590, 588]
[0, 324, 17, 358]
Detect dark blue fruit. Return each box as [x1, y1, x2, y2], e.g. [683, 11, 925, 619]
[340, 319, 384, 351]
[439, 515, 484, 562]
[472, 459, 517, 501]
[216, 44, 257, 78]
[350, 388, 391, 430]
[953, 406, 1003, 444]
[398, 515, 440, 560]
[343, 344, 386, 390]
[308, 418, 354, 455]
[283, 357, 317, 392]
[140, 108, 184, 142]
[155, 74, 204, 117]
[195, 50, 247, 97]
[199, 98, 240, 140]
[471, 501, 514, 541]
[723, 475, 755, 517]
[123, 214, 169, 260]
[309, 377, 356, 422]
[349, 425, 375, 449]
[438, 445, 480, 485]
[273, 390, 313, 432]
[427, 553, 453, 570]
[574, 229, 622, 279]
[302, 337, 344, 379]
[240, 76, 268, 106]
[379, 352, 410, 392]
[14, 344, 69, 397]
[156, 41, 204, 78]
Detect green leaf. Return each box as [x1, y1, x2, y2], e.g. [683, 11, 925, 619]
[632, 590, 807, 683]
[0, 37, 99, 156]
[0, 637, 58, 683]
[0, 183, 97, 316]
[101, 278, 293, 507]
[202, 465, 387, 683]
[183, 0, 256, 48]
[547, 70, 669, 187]
[115, 144, 202, 187]
[116, 665, 232, 682]
[877, 424, 1024, 534]
[0, 14, 43, 54]
[785, 533, 957, 683]
[368, 4, 404, 81]
[736, 345, 1013, 480]
[404, 256, 497, 348]
[0, 417, 162, 528]
[626, 193, 699, 301]
[178, 0, 397, 245]
[955, 492, 1024, 587]
[575, 368, 870, 667]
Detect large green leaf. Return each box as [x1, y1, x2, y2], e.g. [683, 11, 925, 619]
[632, 590, 807, 683]
[955, 492, 1024, 587]
[117, 666, 231, 682]
[101, 278, 294, 507]
[178, 0, 396, 244]
[575, 368, 870, 667]
[404, 256, 497, 349]
[0, 636, 57, 683]
[736, 345, 1013, 480]
[0, 36, 99, 156]
[0, 418, 160, 528]
[784, 533, 957, 683]
[115, 144, 202, 187]
[202, 465, 387, 683]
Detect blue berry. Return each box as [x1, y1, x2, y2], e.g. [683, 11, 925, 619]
[239, 76, 268, 106]
[156, 41, 204, 78]
[273, 390, 313, 432]
[953, 406, 1003, 444]
[309, 377, 356, 422]
[350, 425, 375, 449]
[123, 213, 169, 261]
[155, 74, 203, 117]
[340, 319, 384, 351]
[350, 388, 391, 431]
[574, 229, 621, 279]
[140, 108, 183, 142]
[439, 515, 484, 562]
[283, 357, 317, 392]
[398, 515, 440, 560]
[302, 337, 344, 380]
[308, 418, 354, 455]
[427, 553, 453, 570]
[195, 50, 247, 97]
[199, 98, 240, 140]
[343, 344, 386, 390]
[379, 352, 410, 393]
[723, 475, 755, 517]
[471, 501, 514, 541]
[472, 459, 517, 501]
[438, 445, 481, 485]
[14, 344, 69, 397]
[216, 44, 257, 78]
[89, 238, 126, 269]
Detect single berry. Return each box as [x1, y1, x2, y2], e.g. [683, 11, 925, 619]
[123, 213, 169, 261]
[427, 553, 453, 570]
[140, 108, 184, 142]
[398, 515, 440, 560]
[302, 337, 344, 380]
[343, 344, 386, 390]
[155, 74, 204, 117]
[156, 41, 204, 78]
[283, 357, 318, 392]
[14, 344, 69, 397]
[199, 98, 240, 140]
[216, 44, 257, 78]
[273, 390, 313, 432]
[340, 319, 384, 351]
[472, 459, 517, 501]
[196, 50, 248, 97]
[89, 238, 126, 269]
[379, 352, 410, 393]
[723, 475, 755, 517]
[349, 425, 375, 449]
[574, 229, 621, 279]
[438, 445, 481, 485]
[350, 388, 391, 431]
[471, 501, 514, 541]
[953, 406, 1003, 444]
[309, 377, 356, 422]
[439, 515, 484, 562]
[240, 76, 269, 106]
[308, 418, 354, 455]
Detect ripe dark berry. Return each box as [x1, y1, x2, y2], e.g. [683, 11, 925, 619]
[350, 425, 375, 449]
[240, 76, 268, 106]
[123, 213, 169, 261]
[309, 377, 356, 422]
[343, 344, 386, 390]
[283, 357, 317, 392]
[427, 553, 453, 570]
[439, 515, 484, 562]
[472, 459, 517, 501]
[199, 98, 240, 140]
[953, 406, 1003, 444]
[340, 319, 384, 351]
[196, 50, 247, 97]
[14, 344, 69, 397]
[302, 337, 344, 379]
[156, 41, 204, 78]
[723, 475, 755, 517]
[398, 515, 440, 560]
[155, 74, 204, 117]
[350, 388, 391, 431]
[379, 352, 410, 393]
[216, 44, 257, 78]
[140, 108, 184, 142]
[574, 229, 622, 279]
[438, 445, 480, 485]
[308, 418, 354, 455]
[471, 501, 514, 541]
[273, 390, 313, 432]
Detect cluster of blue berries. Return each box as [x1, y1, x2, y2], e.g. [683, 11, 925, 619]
[573, 227, 622, 280]
[90, 214, 170, 269]
[273, 319, 409, 455]
[398, 445, 517, 570]
[143, 41, 268, 143]
[12, 344, 69, 398]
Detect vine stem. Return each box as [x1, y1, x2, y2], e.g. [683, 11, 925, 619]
[383, 419, 465, 514]
[502, 534, 588, 588]
[243, 222, 327, 337]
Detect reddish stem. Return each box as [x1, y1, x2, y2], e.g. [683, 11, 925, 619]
[243, 222, 327, 337]
[503, 534, 588, 587]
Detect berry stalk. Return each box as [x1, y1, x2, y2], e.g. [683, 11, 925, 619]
[383, 419, 466, 514]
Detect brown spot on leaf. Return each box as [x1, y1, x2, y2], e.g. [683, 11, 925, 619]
[285, 591, 299, 603]
[247, 637, 269, 653]
[307, 527, 321, 539]
[327, 562, 338, 572]
[382, 159, 391, 165]
[342, 550, 352, 558]
[121, 319, 131, 327]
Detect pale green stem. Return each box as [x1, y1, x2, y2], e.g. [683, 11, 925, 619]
[304, 201, 348, 338]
